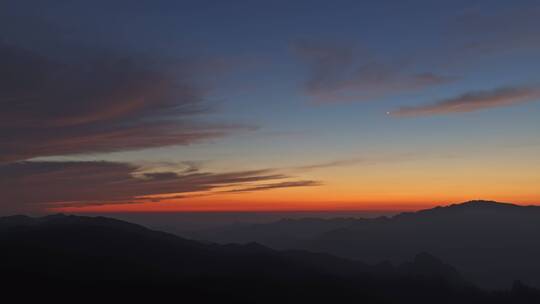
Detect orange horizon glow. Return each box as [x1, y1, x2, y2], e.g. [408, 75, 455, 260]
[53, 202, 432, 213]
[51, 193, 540, 213]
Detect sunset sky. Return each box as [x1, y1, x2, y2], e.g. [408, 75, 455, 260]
[1, 0, 539, 214]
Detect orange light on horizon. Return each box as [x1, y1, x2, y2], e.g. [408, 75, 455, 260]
[50, 192, 540, 214]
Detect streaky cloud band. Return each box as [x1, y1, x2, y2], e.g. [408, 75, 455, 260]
[390, 85, 540, 117]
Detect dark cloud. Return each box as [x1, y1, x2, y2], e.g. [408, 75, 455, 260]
[292, 40, 456, 103]
[0, 42, 246, 163]
[390, 86, 540, 117]
[0, 161, 320, 212]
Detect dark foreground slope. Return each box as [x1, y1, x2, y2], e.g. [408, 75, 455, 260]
[192, 200, 540, 288]
[1, 214, 538, 303]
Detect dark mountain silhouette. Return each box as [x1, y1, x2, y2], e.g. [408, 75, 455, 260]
[1, 213, 538, 303]
[191, 200, 540, 288]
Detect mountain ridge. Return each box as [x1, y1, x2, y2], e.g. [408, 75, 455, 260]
[1, 212, 513, 303]
[189, 200, 540, 288]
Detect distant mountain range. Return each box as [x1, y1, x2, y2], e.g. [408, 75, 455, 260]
[190, 200, 540, 288]
[1, 212, 538, 303]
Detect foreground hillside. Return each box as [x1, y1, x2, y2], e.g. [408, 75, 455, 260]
[191, 200, 540, 288]
[1, 213, 538, 303]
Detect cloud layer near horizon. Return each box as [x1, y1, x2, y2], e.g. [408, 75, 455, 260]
[391, 86, 540, 117]
[0, 161, 320, 212]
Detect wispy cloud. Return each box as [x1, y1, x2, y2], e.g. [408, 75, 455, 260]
[293, 158, 365, 171]
[292, 40, 457, 103]
[224, 180, 322, 193]
[291, 153, 419, 172]
[391, 86, 540, 117]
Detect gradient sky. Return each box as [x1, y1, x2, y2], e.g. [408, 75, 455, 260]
[1, 0, 539, 214]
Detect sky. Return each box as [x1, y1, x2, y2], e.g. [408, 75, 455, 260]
[1, 0, 539, 215]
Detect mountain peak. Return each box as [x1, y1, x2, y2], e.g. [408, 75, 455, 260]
[394, 200, 530, 220]
[451, 200, 519, 208]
